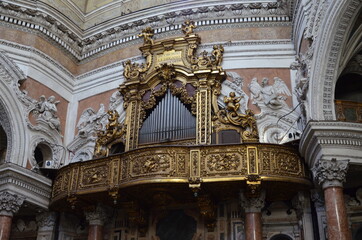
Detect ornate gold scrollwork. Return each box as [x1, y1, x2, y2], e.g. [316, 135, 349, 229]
[94, 110, 126, 158]
[246, 174, 262, 198]
[207, 153, 240, 171]
[216, 92, 259, 141]
[132, 154, 171, 175]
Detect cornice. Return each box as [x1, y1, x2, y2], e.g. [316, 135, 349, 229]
[299, 121, 362, 167]
[0, 163, 52, 209]
[1, 39, 294, 100]
[0, 0, 293, 62]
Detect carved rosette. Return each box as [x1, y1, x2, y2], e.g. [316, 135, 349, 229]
[240, 190, 265, 213]
[85, 205, 108, 226]
[312, 158, 349, 189]
[36, 212, 57, 231]
[0, 191, 25, 216]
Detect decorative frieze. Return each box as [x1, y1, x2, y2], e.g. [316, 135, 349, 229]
[0, 191, 25, 216]
[313, 158, 349, 189]
[0, 1, 292, 61]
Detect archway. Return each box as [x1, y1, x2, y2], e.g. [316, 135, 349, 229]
[270, 234, 293, 240]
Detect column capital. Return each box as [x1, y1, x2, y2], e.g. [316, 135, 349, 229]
[240, 190, 266, 213]
[312, 158, 349, 189]
[36, 212, 57, 231]
[0, 191, 25, 216]
[85, 205, 108, 226]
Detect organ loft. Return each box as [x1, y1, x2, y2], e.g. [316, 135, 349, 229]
[2, 1, 360, 239]
[50, 23, 310, 240]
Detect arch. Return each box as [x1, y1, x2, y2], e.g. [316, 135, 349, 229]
[0, 50, 29, 166]
[269, 234, 293, 240]
[308, 0, 362, 120]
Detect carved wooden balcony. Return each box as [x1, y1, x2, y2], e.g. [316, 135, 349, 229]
[50, 143, 310, 210]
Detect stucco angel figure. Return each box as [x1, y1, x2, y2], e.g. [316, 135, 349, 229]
[76, 104, 106, 137]
[248, 77, 291, 110]
[36, 95, 61, 131]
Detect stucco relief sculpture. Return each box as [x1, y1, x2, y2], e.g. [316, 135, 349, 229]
[249, 77, 291, 110]
[34, 95, 61, 132]
[290, 53, 311, 126]
[77, 104, 106, 138]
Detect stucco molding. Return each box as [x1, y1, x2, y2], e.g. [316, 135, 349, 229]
[308, 0, 362, 120]
[0, 50, 29, 166]
[0, 163, 52, 209]
[0, 0, 293, 61]
[299, 121, 362, 167]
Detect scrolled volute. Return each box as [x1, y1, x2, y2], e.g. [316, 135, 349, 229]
[313, 158, 349, 189]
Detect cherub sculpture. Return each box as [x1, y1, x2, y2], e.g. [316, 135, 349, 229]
[224, 92, 242, 113]
[211, 45, 224, 69]
[138, 27, 154, 45]
[182, 20, 196, 36]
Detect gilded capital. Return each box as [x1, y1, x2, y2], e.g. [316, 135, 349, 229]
[85, 205, 108, 226]
[313, 158, 349, 189]
[0, 191, 25, 216]
[240, 190, 266, 213]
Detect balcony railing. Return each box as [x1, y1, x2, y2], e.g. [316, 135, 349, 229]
[51, 143, 310, 208]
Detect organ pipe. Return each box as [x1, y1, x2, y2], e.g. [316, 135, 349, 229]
[139, 90, 196, 144]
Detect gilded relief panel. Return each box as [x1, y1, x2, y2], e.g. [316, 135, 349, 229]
[176, 151, 189, 177]
[275, 151, 302, 176]
[129, 151, 174, 178]
[201, 146, 248, 177]
[79, 162, 110, 189]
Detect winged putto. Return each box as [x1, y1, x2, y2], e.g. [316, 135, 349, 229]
[248, 77, 291, 110]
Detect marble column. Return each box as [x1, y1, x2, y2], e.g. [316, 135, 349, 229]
[313, 158, 351, 240]
[36, 212, 57, 240]
[85, 205, 107, 240]
[0, 191, 25, 240]
[240, 191, 265, 240]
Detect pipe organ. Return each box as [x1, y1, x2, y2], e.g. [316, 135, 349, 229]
[139, 90, 196, 144]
